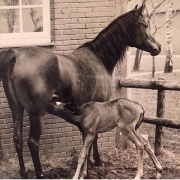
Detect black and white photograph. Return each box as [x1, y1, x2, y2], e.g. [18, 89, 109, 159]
[0, 0, 179, 179]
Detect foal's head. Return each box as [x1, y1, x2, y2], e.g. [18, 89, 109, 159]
[127, 4, 161, 56]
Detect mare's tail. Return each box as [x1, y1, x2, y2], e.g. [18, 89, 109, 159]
[135, 105, 145, 130]
[0, 48, 16, 81]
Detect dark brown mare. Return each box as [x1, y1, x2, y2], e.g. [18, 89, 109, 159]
[0, 4, 161, 179]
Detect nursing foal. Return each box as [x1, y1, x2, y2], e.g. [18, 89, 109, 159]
[48, 98, 162, 179]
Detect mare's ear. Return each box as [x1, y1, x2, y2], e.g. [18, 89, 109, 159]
[134, 4, 138, 10]
[135, 4, 145, 16]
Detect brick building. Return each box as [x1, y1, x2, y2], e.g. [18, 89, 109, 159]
[0, 0, 119, 160]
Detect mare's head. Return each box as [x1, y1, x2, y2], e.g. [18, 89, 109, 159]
[126, 4, 161, 56]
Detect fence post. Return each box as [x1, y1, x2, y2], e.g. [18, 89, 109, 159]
[154, 89, 165, 156]
[114, 0, 131, 148]
[114, 51, 131, 148]
[0, 132, 3, 161]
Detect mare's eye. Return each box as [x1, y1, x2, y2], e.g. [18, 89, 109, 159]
[144, 24, 148, 28]
[139, 22, 148, 28]
[142, 23, 148, 28]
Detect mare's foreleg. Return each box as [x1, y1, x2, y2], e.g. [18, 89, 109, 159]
[73, 134, 94, 179]
[28, 113, 44, 179]
[93, 134, 101, 166]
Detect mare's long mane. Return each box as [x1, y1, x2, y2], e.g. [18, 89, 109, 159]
[82, 10, 137, 72]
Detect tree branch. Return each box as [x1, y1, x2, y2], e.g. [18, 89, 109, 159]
[157, 12, 177, 30]
[151, 0, 165, 10]
[2, 0, 18, 6]
[145, 5, 150, 19]
[152, 23, 158, 35]
[149, 0, 166, 18]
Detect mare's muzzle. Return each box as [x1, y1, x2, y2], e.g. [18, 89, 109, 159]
[147, 36, 161, 56]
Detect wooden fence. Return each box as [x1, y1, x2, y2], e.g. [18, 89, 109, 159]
[118, 78, 180, 156]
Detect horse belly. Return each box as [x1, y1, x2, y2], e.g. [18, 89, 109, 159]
[92, 76, 112, 102]
[54, 52, 112, 105]
[55, 73, 111, 105]
[55, 56, 98, 105]
[72, 74, 112, 105]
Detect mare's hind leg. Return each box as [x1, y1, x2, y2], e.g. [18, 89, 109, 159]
[2, 79, 27, 178]
[137, 131, 162, 179]
[28, 112, 44, 179]
[93, 134, 101, 166]
[12, 107, 28, 178]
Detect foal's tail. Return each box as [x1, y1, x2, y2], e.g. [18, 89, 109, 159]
[0, 48, 16, 81]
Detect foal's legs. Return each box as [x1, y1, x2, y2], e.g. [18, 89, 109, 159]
[79, 143, 93, 179]
[121, 128, 144, 179]
[73, 134, 94, 179]
[137, 131, 162, 178]
[80, 135, 100, 179]
[79, 134, 91, 179]
[28, 112, 44, 179]
[79, 157, 88, 179]
[2, 79, 27, 178]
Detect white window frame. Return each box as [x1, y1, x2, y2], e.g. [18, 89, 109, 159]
[0, 0, 51, 47]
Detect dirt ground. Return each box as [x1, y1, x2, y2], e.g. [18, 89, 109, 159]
[0, 147, 179, 179]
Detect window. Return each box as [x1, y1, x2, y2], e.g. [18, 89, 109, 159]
[0, 0, 51, 47]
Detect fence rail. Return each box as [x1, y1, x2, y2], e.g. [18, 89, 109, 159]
[119, 79, 180, 91]
[143, 116, 180, 129]
[119, 78, 180, 155]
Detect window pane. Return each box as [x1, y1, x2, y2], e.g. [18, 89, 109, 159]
[22, 0, 42, 5]
[22, 8, 43, 32]
[0, 9, 19, 33]
[0, 0, 19, 6]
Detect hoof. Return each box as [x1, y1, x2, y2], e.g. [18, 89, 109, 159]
[38, 175, 44, 179]
[134, 173, 143, 179]
[37, 173, 44, 179]
[20, 170, 28, 179]
[94, 159, 102, 166]
[80, 174, 90, 179]
[85, 175, 90, 179]
[134, 176, 141, 179]
[155, 171, 162, 179]
[73, 176, 78, 179]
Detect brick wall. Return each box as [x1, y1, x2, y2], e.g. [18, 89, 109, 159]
[0, 0, 117, 160]
[53, 0, 115, 55]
